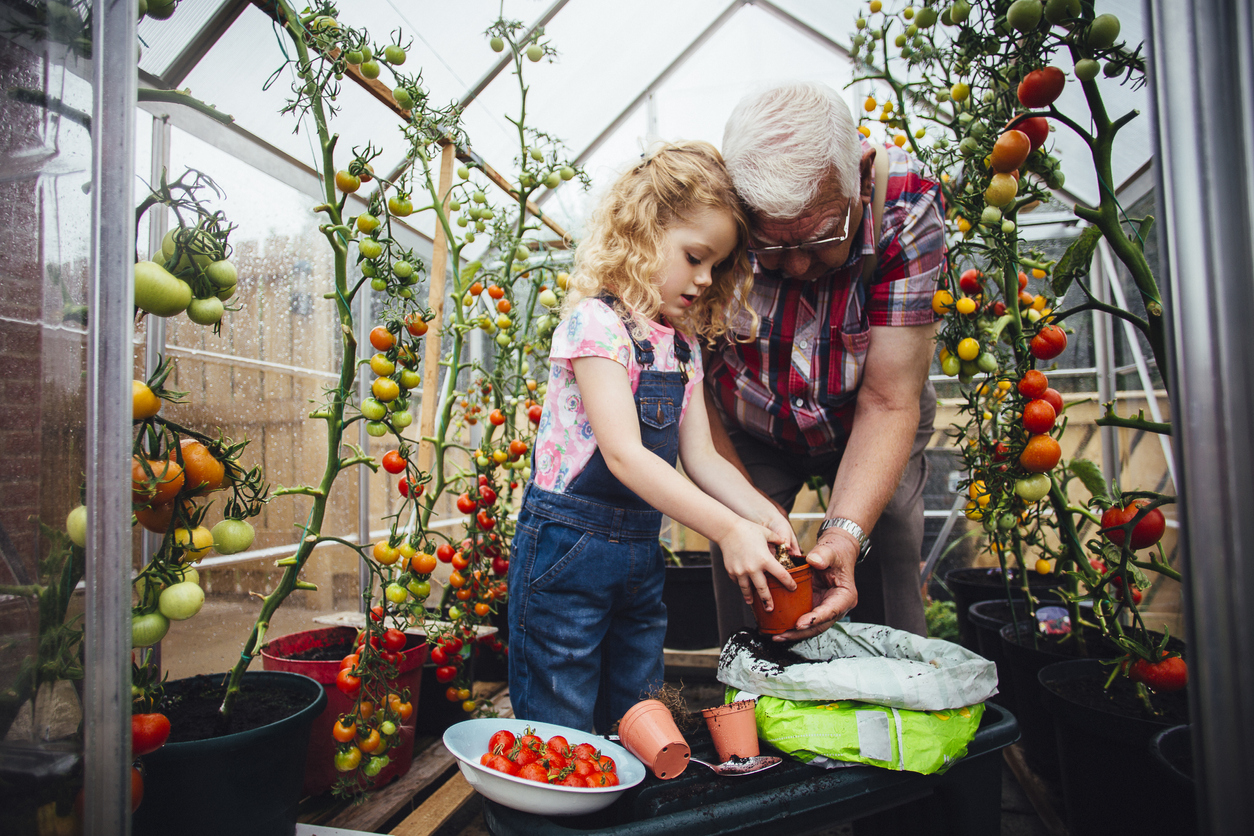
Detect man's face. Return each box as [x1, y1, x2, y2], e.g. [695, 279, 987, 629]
[749, 169, 865, 282]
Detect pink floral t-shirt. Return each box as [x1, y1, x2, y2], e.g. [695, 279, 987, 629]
[532, 298, 704, 493]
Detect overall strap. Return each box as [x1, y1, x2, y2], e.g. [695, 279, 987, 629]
[597, 292, 657, 367]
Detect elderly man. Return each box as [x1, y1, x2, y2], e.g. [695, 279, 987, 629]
[705, 80, 946, 642]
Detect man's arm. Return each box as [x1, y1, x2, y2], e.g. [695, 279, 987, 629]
[776, 320, 937, 640]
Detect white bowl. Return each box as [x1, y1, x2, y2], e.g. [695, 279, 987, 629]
[443, 717, 646, 816]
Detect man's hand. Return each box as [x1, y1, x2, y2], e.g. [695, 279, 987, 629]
[772, 529, 860, 641]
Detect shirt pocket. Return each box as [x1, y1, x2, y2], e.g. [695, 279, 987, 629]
[639, 398, 679, 430]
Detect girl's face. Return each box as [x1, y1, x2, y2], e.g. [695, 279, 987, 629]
[654, 207, 738, 323]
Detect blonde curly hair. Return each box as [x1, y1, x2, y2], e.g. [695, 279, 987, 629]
[562, 141, 755, 345]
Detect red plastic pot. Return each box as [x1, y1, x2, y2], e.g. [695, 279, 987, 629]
[261, 626, 427, 795]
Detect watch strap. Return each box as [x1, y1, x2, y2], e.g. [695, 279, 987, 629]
[819, 517, 871, 563]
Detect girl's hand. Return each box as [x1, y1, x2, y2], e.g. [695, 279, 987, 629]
[760, 511, 800, 557]
[718, 519, 797, 613]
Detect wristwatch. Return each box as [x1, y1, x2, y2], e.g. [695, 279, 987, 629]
[819, 517, 871, 563]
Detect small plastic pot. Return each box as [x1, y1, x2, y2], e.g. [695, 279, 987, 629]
[617, 699, 690, 780]
[751, 563, 812, 635]
[701, 699, 760, 762]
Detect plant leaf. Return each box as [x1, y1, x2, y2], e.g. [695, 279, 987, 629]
[1069, 458, 1109, 500]
[1051, 225, 1103, 297]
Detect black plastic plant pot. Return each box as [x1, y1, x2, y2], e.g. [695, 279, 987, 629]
[662, 552, 719, 650]
[132, 671, 326, 836]
[1151, 724, 1194, 789]
[944, 566, 1062, 652]
[966, 599, 1032, 715]
[1039, 659, 1197, 836]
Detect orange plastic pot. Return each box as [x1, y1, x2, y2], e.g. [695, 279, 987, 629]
[701, 699, 760, 762]
[750, 563, 812, 635]
[617, 699, 690, 779]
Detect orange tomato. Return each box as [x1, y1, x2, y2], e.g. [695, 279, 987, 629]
[991, 130, 1031, 173]
[332, 718, 357, 743]
[174, 438, 225, 495]
[132, 456, 184, 505]
[1019, 434, 1062, 473]
[369, 326, 395, 351]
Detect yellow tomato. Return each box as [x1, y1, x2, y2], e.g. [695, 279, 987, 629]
[369, 353, 395, 376]
[1035, 558, 1052, 575]
[133, 381, 161, 419]
[1033, 294, 1048, 311]
[1032, 268, 1047, 279]
[858, 125, 871, 138]
[174, 525, 214, 563]
[932, 289, 955, 315]
[984, 172, 1019, 207]
[956, 217, 972, 233]
[955, 297, 978, 315]
[956, 337, 981, 361]
[372, 377, 400, 402]
[373, 541, 400, 565]
[893, 134, 907, 147]
[963, 501, 984, 521]
[864, 96, 877, 112]
[950, 82, 970, 102]
[968, 480, 991, 507]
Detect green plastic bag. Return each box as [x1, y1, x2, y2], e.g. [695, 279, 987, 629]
[742, 691, 985, 775]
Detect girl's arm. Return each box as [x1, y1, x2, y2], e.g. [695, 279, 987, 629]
[574, 356, 796, 611]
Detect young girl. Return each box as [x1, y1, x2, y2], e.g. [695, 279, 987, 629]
[508, 141, 800, 732]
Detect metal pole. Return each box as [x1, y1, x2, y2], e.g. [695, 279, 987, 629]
[1146, 2, 1254, 834]
[1090, 239, 1121, 489]
[84, 0, 137, 833]
[358, 272, 371, 610]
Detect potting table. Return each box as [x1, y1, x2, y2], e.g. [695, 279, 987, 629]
[482, 702, 1019, 836]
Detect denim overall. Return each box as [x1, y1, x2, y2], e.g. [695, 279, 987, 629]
[508, 300, 691, 732]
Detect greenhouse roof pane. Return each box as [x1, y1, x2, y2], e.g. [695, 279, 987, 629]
[178, 5, 413, 175]
[138, 0, 233, 79]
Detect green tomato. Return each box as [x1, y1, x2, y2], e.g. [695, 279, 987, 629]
[380, 720, 398, 737]
[529, 147, 545, 162]
[526, 44, 543, 62]
[370, 278, 387, 292]
[1007, 0, 1042, 32]
[393, 260, 413, 279]
[407, 579, 431, 599]
[360, 59, 381, 79]
[544, 172, 561, 189]
[998, 513, 1017, 531]
[476, 455, 490, 468]
[538, 289, 559, 308]
[205, 260, 237, 288]
[1075, 58, 1100, 81]
[940, 354, 961, 376]
[363, 755, 390, 777]
[366, 421, 388, 438]
[559, 166, 576, 181]
[186, 296, 225, 326]
[495, 333, 511, 348]
[458, 165, 470, 179]
[399, 369, 421, 390]
[361, 261, 378, 278]
[159, 581, 205, 621]
[383, 45, 406, 65]
[132, 612, 169, 647]
[212, 518, 255, 555]
[385, 583, 408, 604]
[1087, 13, 1121, 49]
[344, 50, 363, 65]
[447, 606, 463, 620]
[66, 505, 87, 547]
[1015, 473, 1051, 503]
[361, 398, 388, 420]
[950, 0, 971, 24]
[134, 261, 192, 317]
[1044, 0, 1081, 25]
[391, 410, 413, 429]
[359, 239, 383, 259]
[980, 206, 1003, 225]
[976, 352, 999, 373]
[472, 190, 486, 204]
[489, 36, 505, 52]
[334, 748, 362, 772]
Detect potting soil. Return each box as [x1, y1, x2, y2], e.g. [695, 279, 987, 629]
[161, 677, 313, 742]
[1051, 670, 1189, 725]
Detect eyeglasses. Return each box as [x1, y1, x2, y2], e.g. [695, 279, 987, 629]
[748, 203, 855, 257]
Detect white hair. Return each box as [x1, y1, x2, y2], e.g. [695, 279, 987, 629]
[722, 81, 862, 219]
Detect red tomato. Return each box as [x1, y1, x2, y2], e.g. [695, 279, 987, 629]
[1128, 654, 1188, 692]
[1110, 575, 1144, 604]
[405, 315, 429, 337]
[434, 665, 457, 683]
[487, 285, 505, 300]
[1018, 369, 1048, 398]
[547, 735, 572, 757]
[382, 450, 406, 474]
[480, 486, 497, 506]
[1018, 271, 1029, 291]
[587, 771, 619, 787]
[958, 268, 983, 295]
[1030, 325, 1068, 360]
[518, 762, 549, 783]
[340, 653, 359, 670]
[508, 440, 529, 458]
[1041, 387, 1064, 416]
[456, 493, 477, 514]
[436, 543, 455, 563]
[489, 729, 516, 754]
[528, 404, 543, 424]
[477, 510, 496, 530]
[1022, 399, 1057, 434]
[489, 409, 506, 426]
[573, 742, 598, 761]
[336, 669, 361, 696]
[1016, 116, 1050, 151]
[369, 605, 385, 622]
[132, 712, 171, 756]
[488, 755, 519, 775]
[382, 628, 407, 652]
[1102, 500, 1166, 550]
[1018, 66, 1066, 108]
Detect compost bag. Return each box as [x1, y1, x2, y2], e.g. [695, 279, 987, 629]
[717, 625, 998, 774]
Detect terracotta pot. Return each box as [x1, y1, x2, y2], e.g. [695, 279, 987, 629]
[701, 699, 759, 762]
[751, 563, 812, 635]
[617, 699, 690, 779]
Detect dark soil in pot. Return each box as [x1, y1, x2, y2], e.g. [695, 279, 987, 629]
[160, 676, 312, 741]
[943, 566, 1063, 651]
[1040, 659, 1196, 836]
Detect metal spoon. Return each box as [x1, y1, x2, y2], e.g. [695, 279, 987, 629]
[688, 754, 782, 776]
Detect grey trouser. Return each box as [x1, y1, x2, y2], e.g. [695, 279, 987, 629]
[711, 381, 935, 642]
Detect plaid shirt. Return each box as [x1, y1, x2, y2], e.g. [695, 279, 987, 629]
[708, 142, 946, 455]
